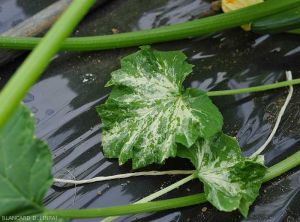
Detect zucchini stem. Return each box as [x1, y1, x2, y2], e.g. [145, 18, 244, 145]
[53, 170, 194, 185]
[44, 151, 300, 218]
[207, 75, 300, 96]
[0, 0, 299, 51]
[102, 174, 196, 222]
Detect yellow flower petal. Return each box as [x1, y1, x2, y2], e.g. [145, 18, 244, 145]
[222, 0, 264, 13]
[221, 0, 263, 31]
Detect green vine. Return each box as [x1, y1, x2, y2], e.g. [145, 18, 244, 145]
[207, 75, 300, 96]
[0, 0, 299, 51]
[44, 151, 300, 218]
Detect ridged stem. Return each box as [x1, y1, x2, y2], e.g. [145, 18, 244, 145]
[45, 151, 300, 219]
[0, 0, 299, 51]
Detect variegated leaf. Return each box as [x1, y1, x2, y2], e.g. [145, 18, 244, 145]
[97, 46, 223, 169]
[177, 133, 266, 216]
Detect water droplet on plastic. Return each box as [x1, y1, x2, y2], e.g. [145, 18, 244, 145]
[81, 73, 96, 83]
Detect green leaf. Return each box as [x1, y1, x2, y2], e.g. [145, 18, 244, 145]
[97, 46, 223, 169]
[0, 104, 65, 221]
[177, 133, 266, 216]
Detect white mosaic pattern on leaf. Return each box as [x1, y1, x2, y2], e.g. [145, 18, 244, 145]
[97, 47, 223, 169]
[177, 133, 267, 216]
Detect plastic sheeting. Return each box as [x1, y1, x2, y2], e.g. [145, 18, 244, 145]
[0, 0, 299, 221]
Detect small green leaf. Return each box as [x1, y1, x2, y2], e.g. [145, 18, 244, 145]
[0, 104, 66, 221]
[97, 47, 223, 169]
[177, 133, 266, 216]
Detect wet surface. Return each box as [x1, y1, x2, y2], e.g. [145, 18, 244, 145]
[0, 0, 55, 33]
[1, 0, 300, 221]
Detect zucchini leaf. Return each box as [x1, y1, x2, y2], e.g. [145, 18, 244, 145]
[0, 104, 65, 221]
[97, 46, 223, 169]
[177, 133, 266, 216]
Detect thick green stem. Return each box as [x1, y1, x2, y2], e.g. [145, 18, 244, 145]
[0, 0, 299, 51]
[45, 194, 206, 219]
[288, 28, 300, 34]
[207, 78, 300, 96]
[263, 150, 300, 182]
[45, 151, 300, 219]
[0, 0, 95, 128]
